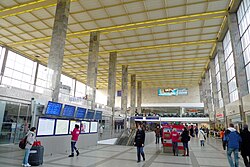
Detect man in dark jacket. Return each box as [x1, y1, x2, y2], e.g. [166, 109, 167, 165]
[134, 123, 145, 163]
[240, 124, 250, 167]
[224, 123, 242, 167]
[181, 127, 190, 156]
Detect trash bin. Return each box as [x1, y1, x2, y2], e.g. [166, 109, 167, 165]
[29, 146, 44, 166]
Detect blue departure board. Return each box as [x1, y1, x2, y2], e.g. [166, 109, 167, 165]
[62, 105, 76, 117]
[45, 101, 63, 116]
[75, 107, 87, 119]
[86, 110, 95, 119]
[94, 111, 102, 120]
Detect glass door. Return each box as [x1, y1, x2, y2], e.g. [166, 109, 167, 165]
[14, 104, 31, 144]
[0, 100, 31, 144]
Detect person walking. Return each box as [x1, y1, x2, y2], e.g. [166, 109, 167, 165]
[69, 124, 80, 157]
[22, 127, 36, 167]
[155, 125, 161, 144]
[171, 128, 180, 156]
[195, 127, 199, 138]
[181, 127, 190, 156]
[99, 125, 104, 139]
[224, 123, 242, 167]
[189, 125, 194, 137]
[134, 123, 145, 163]
[198, 128, 206, 147]
[240, 124, 250, 167]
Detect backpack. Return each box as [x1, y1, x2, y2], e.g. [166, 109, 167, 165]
[19, 136, 27, 149]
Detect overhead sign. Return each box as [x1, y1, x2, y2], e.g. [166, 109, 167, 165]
[158, 88, 188, 96]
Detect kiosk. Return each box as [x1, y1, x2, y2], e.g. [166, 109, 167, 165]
[162, 124, 184, 153]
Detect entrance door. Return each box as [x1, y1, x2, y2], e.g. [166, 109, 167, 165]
[0, 100, 31, 144]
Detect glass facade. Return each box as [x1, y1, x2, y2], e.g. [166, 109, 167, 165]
[223, 31, 239, 102]
[237, 0, 250, 92]
[2, 51, 37, 91]
[209, 69, 214, 112]
[215, 54, 224, 108]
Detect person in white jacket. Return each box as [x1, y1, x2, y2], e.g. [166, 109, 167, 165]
[198, 128, 206, 147]
[22, 127, 36, 167]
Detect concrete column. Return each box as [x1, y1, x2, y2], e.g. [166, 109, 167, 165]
[107, 52, 117, 108]
[199, 83, 204, 103]
[228, 13, 248, 124]
[86, 31, 100, 109]
[210, 59, 219, 123]
[205, 71, 213, 116]
[107, 52, 117, 134]
[217, 42, 229, 127]
[121, 65, 128, 129]
[130, 74, 136, 116]
[202, 78, 208, 114]
[210, 59, 219, 110]
[137, 81, 142, 114]
[47, 0, 71, 102]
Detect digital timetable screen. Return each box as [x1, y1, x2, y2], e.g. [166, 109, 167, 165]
[62, 105, 76, 117]
[75, 107, 87, 119]
[45, 101, 63, 116]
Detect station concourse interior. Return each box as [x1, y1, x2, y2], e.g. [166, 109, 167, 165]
[0, 0, 250, 167]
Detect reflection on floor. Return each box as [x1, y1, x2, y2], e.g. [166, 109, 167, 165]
[0, 137, 245, 167]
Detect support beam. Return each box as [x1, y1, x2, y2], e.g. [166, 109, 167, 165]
[121, 65, 128, 130]
[86, 31, 100, 109]
[137, 81, 142, 114]
[47, 0, 71, 102]
[107, 52, 117, 134]
[130, 74, 136, 116]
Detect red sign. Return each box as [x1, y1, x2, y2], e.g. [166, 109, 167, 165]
[216, 113, 224, 118]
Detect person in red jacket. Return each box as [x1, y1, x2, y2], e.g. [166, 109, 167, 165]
[69, 124, 80, 157]
[171, 128, 180, 156]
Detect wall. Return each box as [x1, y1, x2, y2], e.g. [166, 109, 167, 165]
[142, 86, 200, 104]
[97, 86, 200, 108]
[37, 133, 98, 155]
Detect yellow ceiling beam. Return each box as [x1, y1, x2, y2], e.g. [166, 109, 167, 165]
[60, 39, 215, 60]
[10, 10, 225, 46]
[63, 56, 208, 72]
[0, 0, 80, 19]
[142, 78, 200, 82]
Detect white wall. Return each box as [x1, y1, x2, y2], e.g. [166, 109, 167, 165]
[96, 85, 201, 108]
[142, 86, 200, 104]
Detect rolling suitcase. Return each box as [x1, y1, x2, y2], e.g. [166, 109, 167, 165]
[29, 146, 44, 166]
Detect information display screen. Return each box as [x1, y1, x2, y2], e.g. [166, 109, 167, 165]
[69, 120, 81, 134]
[158, 88, 188, 96]
[37, 118, 55, 136]
[75, 107, 87, 119]
[55, 119, 69, 135]
[45, 101, 63, 116]
[90, 122, 98, 133]
[80, 121, 90, 133]
[86, 110, 95, 119]
[94, 111, 102, 120]
[62, 105, 76, 117]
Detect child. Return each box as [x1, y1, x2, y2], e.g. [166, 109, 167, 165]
[69, 124, 80, 157]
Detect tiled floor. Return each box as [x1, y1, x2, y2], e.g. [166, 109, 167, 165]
[0, 137, 245, 167]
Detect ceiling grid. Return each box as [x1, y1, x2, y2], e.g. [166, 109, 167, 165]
[0, 0, 232, 89]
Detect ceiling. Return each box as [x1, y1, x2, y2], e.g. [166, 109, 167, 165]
[0, 0, 233, 89]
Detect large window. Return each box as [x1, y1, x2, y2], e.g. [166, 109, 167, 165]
[60, 74, 75, 96]
[237, 0, 250, 92]
[223, 31, 239, 102]
[2, 51, 37, 91]
[75, 81, 86, 98]
[215, 54, 224, 108]
[35, 64, 53, 94]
